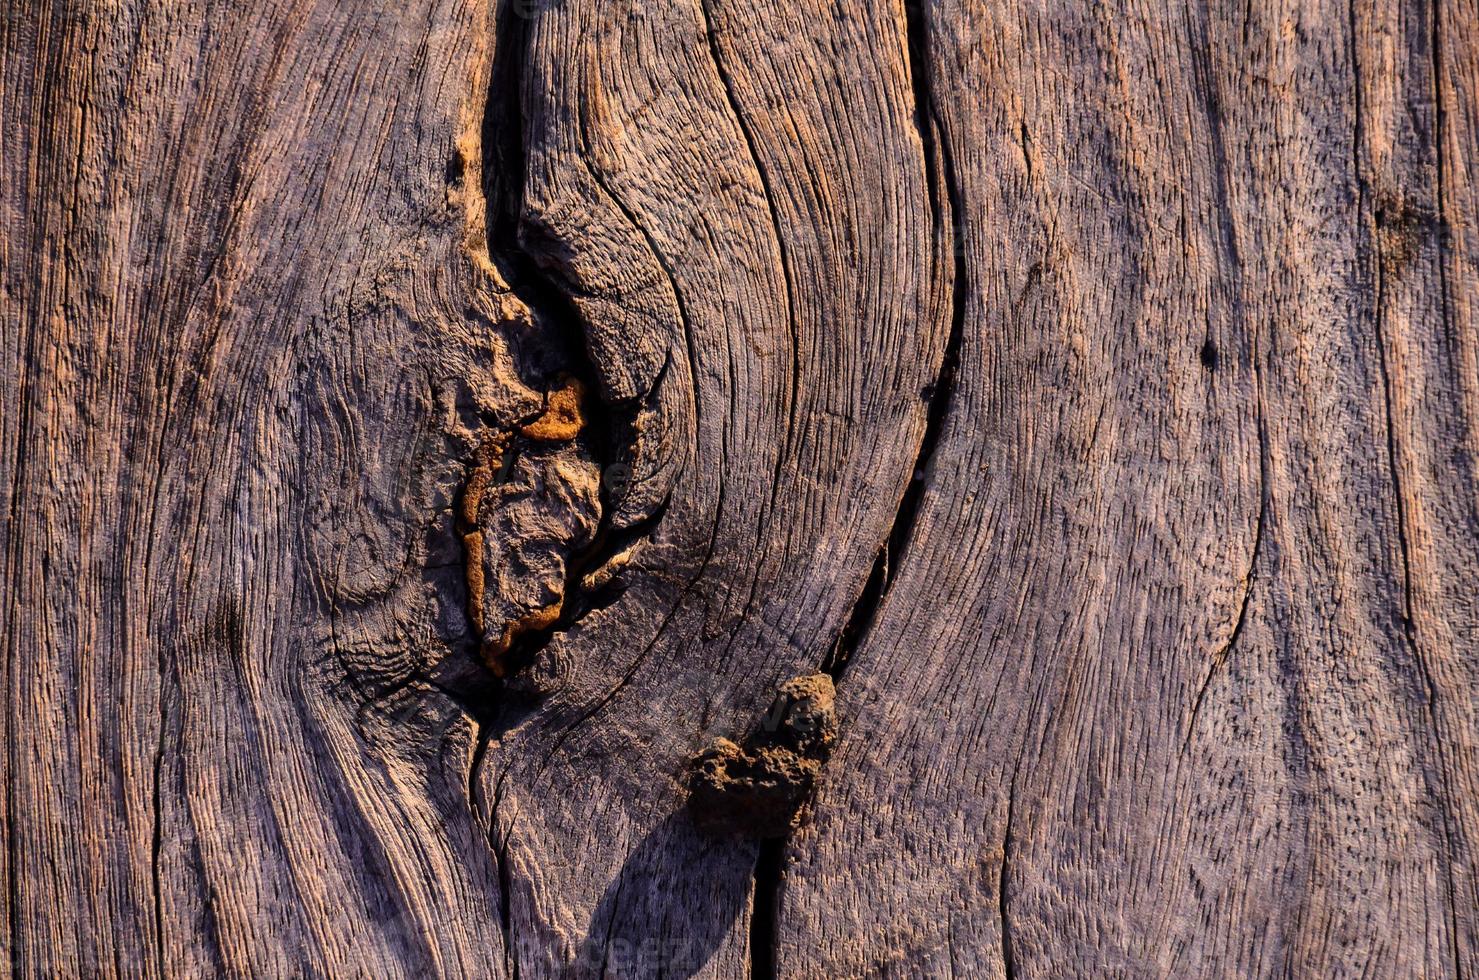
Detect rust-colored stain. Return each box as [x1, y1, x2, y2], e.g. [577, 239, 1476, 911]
[458, 376, 593, 678]
[520, 376, 585, 443]
[483, 600, 563, 676]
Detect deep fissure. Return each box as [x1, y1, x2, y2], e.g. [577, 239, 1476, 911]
[752, 3, 970, 977]
[452, 0, 649, 971]
[748, 838, 784, 980]
[1182, 400, 1267, 753]
[825, 0, 967, 683]
[999, 772, 1019, 980]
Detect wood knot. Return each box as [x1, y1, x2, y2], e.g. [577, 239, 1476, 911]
[687, 674, 838, 838]
[456, 373, 600, 678]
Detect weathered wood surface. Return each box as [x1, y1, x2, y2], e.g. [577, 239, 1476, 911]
[1, 0, 1475, 976]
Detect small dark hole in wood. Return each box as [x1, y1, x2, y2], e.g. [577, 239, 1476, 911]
[1199, 340, 1218, 371]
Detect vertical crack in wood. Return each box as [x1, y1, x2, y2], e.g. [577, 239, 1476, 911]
[1182, 405, 1266, 753]
[1180, 1, 1266, 755]
[1430, 0, 1456, 354]
[468, 1, 556, 970]
[893, 5, 1018, 975]
[822, 0, 965, 683]
[594, 859, 631, 975]
[480, 749, 523, 980]
[151, 648, 169, 979]
[469, 6, 611, 681]
[1348, 6, 1466, 972]
[493, 805, 520, 980]
[5, 11, 49, 955]
[467, 1, 681, 687]
[744, 4, 966, 975]
[748, 838, 783, 980]
[684, 676, 834, 977]
[821, 541, 890, 679]
[478, 0, 606, 676]
[688, 12, 810, 977]
[999, 770, 1019, 980]
[458, 0, 693, 968]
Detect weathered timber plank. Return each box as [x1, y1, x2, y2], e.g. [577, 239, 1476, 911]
[3, 0, 1477, 976]
[1, 0, 524, 974]
[779, 1, 1479, 976]
[2, 0, 948, 974]
[471, 0, 947, 974]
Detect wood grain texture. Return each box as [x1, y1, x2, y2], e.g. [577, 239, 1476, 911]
[477, 0, 944, 973]
[2, 0, 521, 974]
[1, 0, 1475, 977]
[781, 0, 1479, 976]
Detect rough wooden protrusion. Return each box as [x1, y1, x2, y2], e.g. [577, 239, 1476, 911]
[688, 674, 838, 838]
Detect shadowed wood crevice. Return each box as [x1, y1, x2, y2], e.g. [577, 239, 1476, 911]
[998, 769, 1019, 980]
[747, 5, 967, 970]
[775, 0, 1479, 975]
[471, 0, 947, 972]
[748, 837, 784, 980]
[462, 0, 616, 681]
[821, 0, 968, 684]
